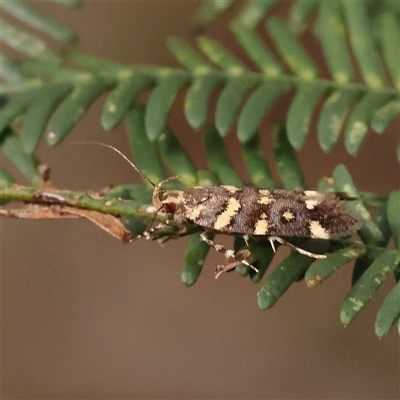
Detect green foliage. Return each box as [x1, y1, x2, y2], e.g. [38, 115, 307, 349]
[1, 0, 399, 337]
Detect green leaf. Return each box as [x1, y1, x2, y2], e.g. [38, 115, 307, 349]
[167, 37, 212, 71]
[0, 87, 40, 132]
[341, 1, 385, 88]
[197, 36, 246, 73]
[340, 250, 400, 326]
[333, 164, 384, 245]
[145, 71, 189, 140]
[0, 53, 26, 82]
[0, 18, 60, 64]
[272, 124, 305, 190]
[375, 280, 400, 338]
[248, 240, 275, 283]
[182, 232, 212, 287]
[237, 80, 289, 143]
[216, 76, 258, 136]
[344, 92, 394, 156]
[305, 243, 367, 288]
[387, 191, 400, 250]
[0, 1, 77, 43]
[20, 82, 73, 153]
[125, 106, 166, 185]
[236, 0, 278, 28]
[184, 73, 222, 130]
[287, 82, 327, 149]
[370, 100, 400, 134]
[266, 17, 319, 80]
[158, 129, 197, 187]
[257, 240, 324, 310]
[2, 133, 41, 185]
[288, 0, 318, 33]
[230, 21, 282, 76]
[242, 134, 274, 188]
[47, 75, 113, 145]
[316, 1, 354, 84]
[204, 126, 242, 186]
[375, 12, 400, 90]
[318, 90, 360, 152]
[50, 0, 82, 6]
[194, 0, 234, 30]
[102, 73, 153, 130]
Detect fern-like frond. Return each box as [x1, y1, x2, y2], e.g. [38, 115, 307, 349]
[1, 0, 399, 337]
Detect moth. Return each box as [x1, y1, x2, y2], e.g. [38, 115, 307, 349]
[96, 143, 359, 278]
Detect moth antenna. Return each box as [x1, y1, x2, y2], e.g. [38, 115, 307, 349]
[73, 140, 156, 187]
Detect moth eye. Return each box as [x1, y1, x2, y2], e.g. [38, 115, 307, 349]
[164, 203, 176, 214]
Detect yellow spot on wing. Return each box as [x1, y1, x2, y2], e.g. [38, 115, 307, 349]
[254, 219, 269, 235]
[309, 220, 330, 239]
[214, 198, 240, 230]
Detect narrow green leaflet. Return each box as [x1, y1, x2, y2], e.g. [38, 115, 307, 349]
[0, 18, 60, 64]
[184, 73, 222, 130]
[47, 75, 113, 145]
[182, 231, 213, 287]
[387, 191, 400, 249]
[333, 164, 384, 245]
[194, 0, 235, 30]
[236, 0, 278, 29]
[145, 71, 188, 141]
[70, 52, 125, 73]
[272, 125, 305, 190]
[204, 126, 242, 186]
[0, 1, 77, 43]
[230, 21, 282, 76]
[341, 1, 385, 88]
[237, 80, 289, 143]
[371, 100, 400, 134]
[215, 76, 258, 136]
[248, 240, 275, 283]
[0, 53, 26, 82]
[2, 134, 41, 185]
[374, 203, 392, 248]
[318, 90, 360, 152]
[316, 1, 354, 84]
[351, 258, 372, 287]
[20, 82, 73, 153]
[197, 37, 246, 73]
[398, 143, 400, 163]
[0, 87, 40, 132]
[167, 37, 212, 72]
[375, 12, 400, 90]
[344, 92, 394, 156]
[375, 281, 400, 338]
[125, 106, 166, 185]
[287, 82, 327, 149]
[196, 169, 217, 188]
[340, 250, 400, 326]
[288, 0, 318, 33]
[50, 0, 82, 6]
[266, 17, 319, 80]
[158, 129, 197, 188]
[242, 134, 274, 188]
[102, 73, 153, 130]
[305, 244, 366, 288]
[257, 240, 325, 310]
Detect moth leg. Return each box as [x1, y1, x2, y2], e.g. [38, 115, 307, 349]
[200, 231, 259, 278]
[268, 236, 327, 259]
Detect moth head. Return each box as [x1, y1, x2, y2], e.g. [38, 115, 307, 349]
[152, 177, 183, 215]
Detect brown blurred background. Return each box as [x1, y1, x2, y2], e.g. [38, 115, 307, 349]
[2, 1, 399, 398]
